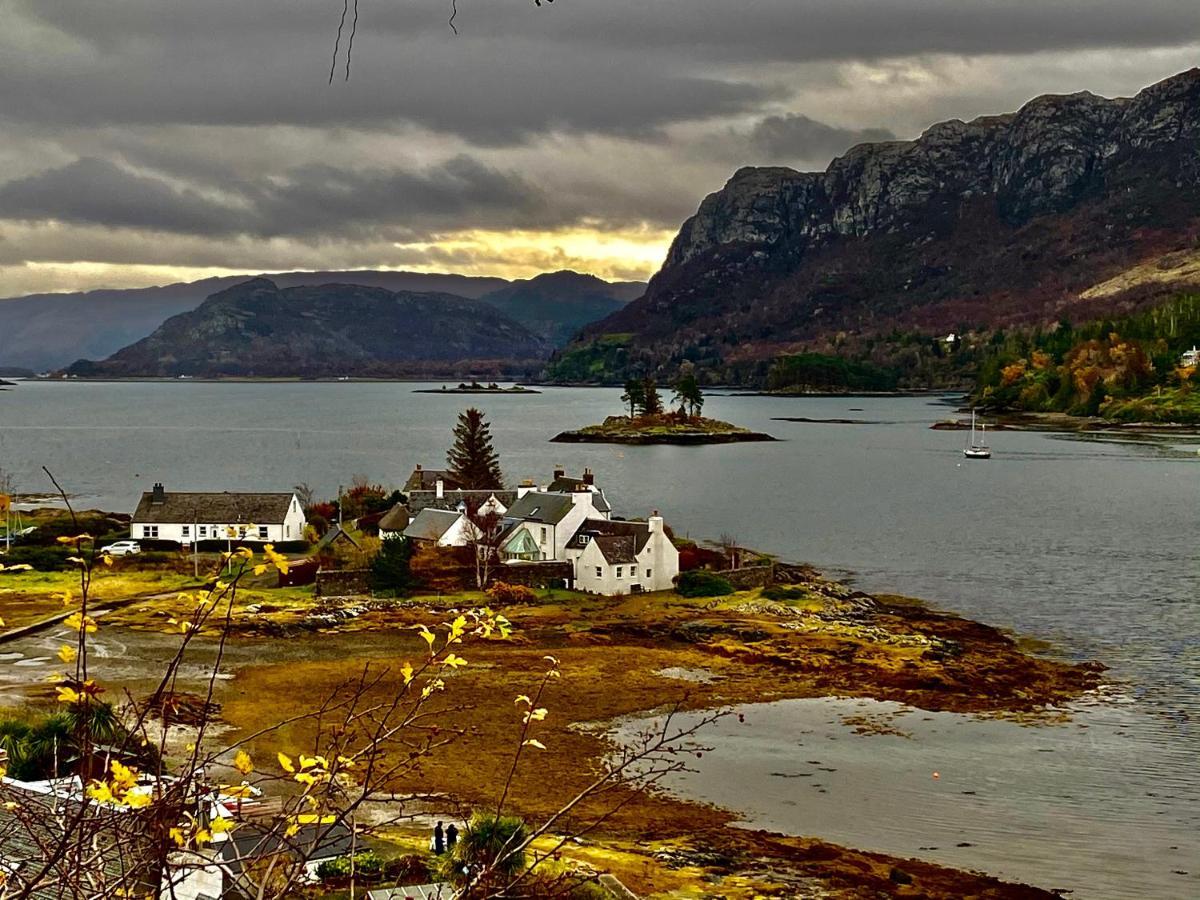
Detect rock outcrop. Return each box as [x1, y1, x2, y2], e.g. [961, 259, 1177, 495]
[571, 68, 1200, 382]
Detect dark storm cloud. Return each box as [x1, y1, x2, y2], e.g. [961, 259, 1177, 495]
[2, 0, 1200, 293]
[0, 158, 238, 234]
[0, 155, 559, 239]
[7, 1, 1198, 141]
[748, 115, 897, 162]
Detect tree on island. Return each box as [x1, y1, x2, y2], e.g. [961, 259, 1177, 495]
[620, 378, 646, 418]
[672, 363, 704, 419]
[447, 407, 504, 490]
[642, 376, 664, 416]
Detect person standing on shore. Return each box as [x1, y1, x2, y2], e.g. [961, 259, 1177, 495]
[446, 822, 458, 851]
[432, 821, 445, 855]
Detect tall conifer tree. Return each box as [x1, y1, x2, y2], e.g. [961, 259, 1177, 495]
[446, 408, 504, 490]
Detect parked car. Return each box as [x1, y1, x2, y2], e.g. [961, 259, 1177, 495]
[100, 540, 141, 557]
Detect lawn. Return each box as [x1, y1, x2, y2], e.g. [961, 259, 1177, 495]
[0, 568, 199, 630]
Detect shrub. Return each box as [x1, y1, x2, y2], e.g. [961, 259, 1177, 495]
[675, 570, 734, 598]
[2, 545, 73, 571]
[370, 536, 413, 595]
[316, 850, 384, 881]
[486, 582, 537, 603]
[383, 854, 431, 883]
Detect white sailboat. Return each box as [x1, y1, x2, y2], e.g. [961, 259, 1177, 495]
[963, 408, 991, 459]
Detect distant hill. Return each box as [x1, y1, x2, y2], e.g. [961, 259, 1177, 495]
[0, 270, 510, 372]
[480, 270, 643, 346]
[66, 278, 550, 378]
[552, 68, 1200, 387]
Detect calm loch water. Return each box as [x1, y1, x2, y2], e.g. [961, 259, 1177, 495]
[1, 380, 1197, 896]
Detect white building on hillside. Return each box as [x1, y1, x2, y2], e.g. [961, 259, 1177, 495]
[498, 487, 610, 562]
[131, 484, 306, 546]
[563, 514, 678, 595]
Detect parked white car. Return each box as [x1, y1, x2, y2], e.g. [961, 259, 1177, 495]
[100, 540, 142, 557]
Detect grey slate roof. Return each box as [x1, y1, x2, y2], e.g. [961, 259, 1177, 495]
[133, 491, 295, 524]
[593, 534, 640, 564]
[315, 524, 361, 552]
[403, 467, 461, 493]
[505, 491, 576, 525]
[403, 508, 461, 542]
[569, 519, 655, 564]
[368, 884, 452, 900]
[0, 782, 159, 899]
[407, 489, 517, 516]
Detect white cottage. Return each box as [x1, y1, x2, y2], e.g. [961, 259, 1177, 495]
[131, 483, 306, 546]
[564, 513, 678, 595]
[498, 488, 610, 562]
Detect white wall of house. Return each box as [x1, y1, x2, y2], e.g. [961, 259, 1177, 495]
[134, 496, 307, 545]
[571, 516, 679, 596]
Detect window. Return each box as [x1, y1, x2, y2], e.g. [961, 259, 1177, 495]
[199, 525, 208, 538]
[258, 525, 269, 540]
[181, 525, 190, 538]
[616, 567, 623, 578]
[646, 568, 653, 579]
[539, 527, 548, 545]
[595, 567, 602, 578]
[143, 525, 159, 539]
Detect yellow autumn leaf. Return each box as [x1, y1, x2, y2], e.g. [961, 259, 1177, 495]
[277, 752, 295, 773]
[523, 739, 547, 750]
[442, 653, 467, 669]
[400, 661, 414, 685]
[57, 644, 78, 664]
[233, 750, 253, 775]
[56, 686, 80, 704]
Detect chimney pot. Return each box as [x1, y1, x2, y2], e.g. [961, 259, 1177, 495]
[583, 467, 594, 486]
[553, 465, 565, 479]
[151, 482, 166, 504]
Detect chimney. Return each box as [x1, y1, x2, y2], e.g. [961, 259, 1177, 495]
[151, 482, 166, 505]
[435, 478, 444, 500]
[553, 465, 565, 480]
[583, 467, 594, 486]
[648, 510, 663, 533]
[415, 464, 423, 472]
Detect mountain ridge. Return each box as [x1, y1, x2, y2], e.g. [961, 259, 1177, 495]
[558, 67, 1200, 385]
[0, 269, 643, 371]
[65, 278, 551, 378]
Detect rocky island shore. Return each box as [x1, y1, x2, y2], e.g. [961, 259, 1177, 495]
[552, 413, 776, 445]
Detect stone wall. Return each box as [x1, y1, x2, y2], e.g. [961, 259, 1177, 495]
[721, 565, 774, 590]
[315, 568, 372, 597]
[493, 561, 573, 588]
[722, 561, 816, 589]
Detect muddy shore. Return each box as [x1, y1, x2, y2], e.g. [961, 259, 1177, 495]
[192, 573, 1102, 897]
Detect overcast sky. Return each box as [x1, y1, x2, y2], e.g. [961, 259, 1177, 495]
[1, 0, 1198, 296]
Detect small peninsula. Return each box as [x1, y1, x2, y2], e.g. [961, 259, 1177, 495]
[414, 380, 540, 394]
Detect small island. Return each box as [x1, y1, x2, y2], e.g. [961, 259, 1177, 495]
[414, 380, 541, 394]
[552, 369, 776, 444]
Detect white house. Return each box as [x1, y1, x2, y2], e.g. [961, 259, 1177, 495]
[498, 488, 610, 562]
[1181, 345, 1200, 368]
[563, 513, 679, 595]
[131, 483, 307, 546]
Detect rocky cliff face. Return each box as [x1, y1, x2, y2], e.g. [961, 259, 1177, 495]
[579, 68, 1200, 381]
